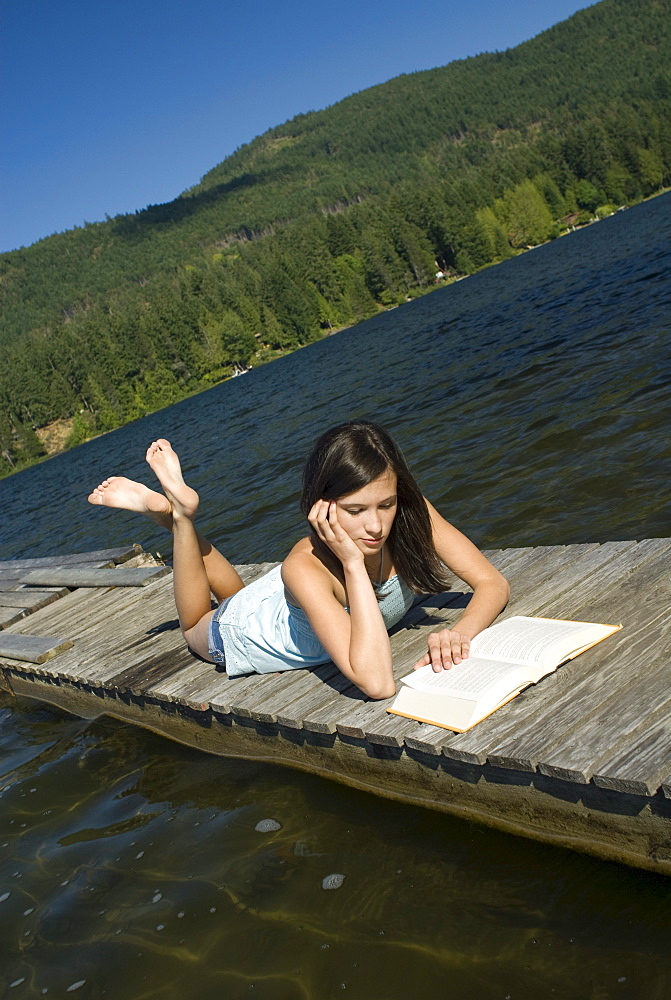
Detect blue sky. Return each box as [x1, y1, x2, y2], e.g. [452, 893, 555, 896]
[0, 0, 593, 253]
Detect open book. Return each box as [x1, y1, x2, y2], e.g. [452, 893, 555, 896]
[388, 616, 621, 733]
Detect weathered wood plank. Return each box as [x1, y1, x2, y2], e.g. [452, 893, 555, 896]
[274, 671, 362, 732]
[0, 591, 70, 630]
[20, 566, 172, 588]
[221, 669, 285, 716]
[0, 562, 112, 586]
[62, 600, 182, 683]
[0, 545, 142, 571]
[533, 537, 671, 617]
[16, 589, 126, 660]
[482, 541, 671, 774]
[534, 613, 671, 785]
[0, 607, 25, 628]
[0, 634, 73, 663]
[0, 586, 110, 647]
[228, 665, 336, 724]
[0, 579, 177, 684]
[185, 667, 271, 716]
[105, 643, 196, 695]
[363, 710, 428, 748]
[349, 701, 407, 745]
[492, 539, 636, 618]
[0, 589, 67, 609]
[170, 669, 235, 713]
[592, 712, 671, 796]
[140, 657, 214, 702]
[440, 538, 671, 766]
[21, 588, 151, 680]
[77, 624, 184, 687]
[404, 724, 456, 756]
[162, 662, 225, 709]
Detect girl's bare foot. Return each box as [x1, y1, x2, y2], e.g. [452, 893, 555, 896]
[87, 476, 172, 525]
[145, 439, 199, 518]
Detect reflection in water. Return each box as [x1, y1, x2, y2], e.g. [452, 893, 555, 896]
[1, 695, 670, 999]
[1, 196, 671, 998]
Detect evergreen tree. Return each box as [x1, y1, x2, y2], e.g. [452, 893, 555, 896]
[497, 180, 554, 247]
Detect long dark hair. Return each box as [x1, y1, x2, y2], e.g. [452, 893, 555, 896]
[300, 420, 452, 594]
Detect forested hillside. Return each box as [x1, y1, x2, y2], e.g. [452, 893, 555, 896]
[1, 0, 670, 475]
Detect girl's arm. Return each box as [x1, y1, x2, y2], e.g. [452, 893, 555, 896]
[414, 499, 510, 672]
[282, 501, 396, 699]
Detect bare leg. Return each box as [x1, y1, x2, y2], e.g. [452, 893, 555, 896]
[143, 441, 208, 632]
[142, 439, 230, 659]
[88, 475, 244, 602]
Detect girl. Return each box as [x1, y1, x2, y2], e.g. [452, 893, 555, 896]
[88, 421, 509, 699]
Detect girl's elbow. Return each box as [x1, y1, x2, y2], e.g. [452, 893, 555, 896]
[358, 677, 396, 700]
[485, 567, 509, 607]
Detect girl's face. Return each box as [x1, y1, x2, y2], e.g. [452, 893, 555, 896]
[334, 469, 398, 555]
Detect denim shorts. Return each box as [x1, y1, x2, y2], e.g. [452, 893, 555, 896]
[208, 597, 232, 666]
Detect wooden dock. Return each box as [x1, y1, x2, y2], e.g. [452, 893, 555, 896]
[1, 538, 670, 875]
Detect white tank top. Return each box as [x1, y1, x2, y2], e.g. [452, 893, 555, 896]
[213, 563, 416, 678]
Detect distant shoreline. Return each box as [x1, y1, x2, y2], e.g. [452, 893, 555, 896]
[5, 187, 669, 480]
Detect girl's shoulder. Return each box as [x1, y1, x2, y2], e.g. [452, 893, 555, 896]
[282, 536, 329, 581]
[285, 535, 315, 558]
[283, 535, 319, 571]
[282, 537, 345, 604]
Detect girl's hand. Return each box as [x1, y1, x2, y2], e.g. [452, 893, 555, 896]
[308, 500, 364, 567]
[413, 629, 471, 672]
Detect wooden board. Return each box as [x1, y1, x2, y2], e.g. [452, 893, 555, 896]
[0, 607, 24, 628]
[0, 591, 68, 631]
[20, 566, 171, 588]
[0, 634, 73, 663]
[436, 538, 671, 767]
[0, 563, 111, 586]
[592, 712, 671, 796]
[0, 545, 141, 570]
[480, 538, 671, 774]
[0, 589, 68, 608]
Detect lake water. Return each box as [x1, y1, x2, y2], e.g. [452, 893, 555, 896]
[1, 195, 670, 998]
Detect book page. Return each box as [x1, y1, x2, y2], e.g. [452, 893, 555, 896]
[470, 616, 604, 667]
[403, 657, 530, 700]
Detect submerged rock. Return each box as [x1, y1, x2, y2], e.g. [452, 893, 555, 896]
[321, 873, 345, 890]
[254, 818, 281, 833]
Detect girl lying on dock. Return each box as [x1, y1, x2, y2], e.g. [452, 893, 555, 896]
[88, 421, 509, 699]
